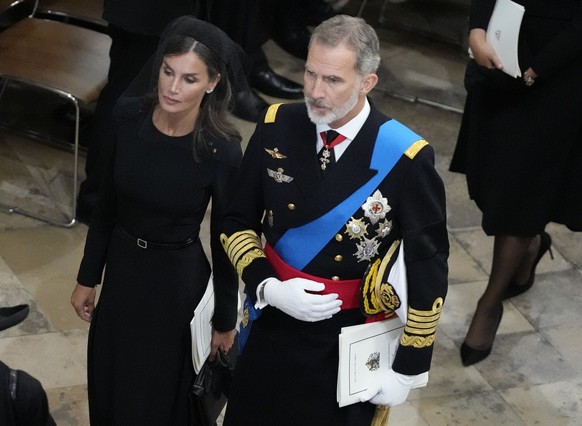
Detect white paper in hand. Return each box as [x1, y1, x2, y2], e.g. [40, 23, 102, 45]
[470, 0, 525, 77]
[337, 318, 428, 407]
[190, 276, 214, 374]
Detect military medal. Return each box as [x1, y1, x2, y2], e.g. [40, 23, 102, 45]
[267, 167, 293, 183]
[354, 236, 381, 262]
[265, 147, 287, 159]
[319, 131, 347, 171]
[320, 148, 332, 170]
[362, 190, 390, 224]
[376, 219, 393, 238]
[345, 217, 368, 240]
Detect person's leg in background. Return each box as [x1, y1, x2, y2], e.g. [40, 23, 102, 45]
[209, 0, 304, 122]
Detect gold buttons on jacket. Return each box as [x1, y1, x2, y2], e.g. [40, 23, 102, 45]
[335, 234, 343, 242]
[334, 255, 343, 262]
[287, 203, 296, 210]
[331, 276, 340, 281]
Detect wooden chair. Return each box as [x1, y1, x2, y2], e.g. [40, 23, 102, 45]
[34, 0, 107, 32]
[0, 0, 110, 226]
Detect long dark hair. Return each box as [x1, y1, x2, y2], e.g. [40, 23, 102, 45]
[154, 34, 240, 161]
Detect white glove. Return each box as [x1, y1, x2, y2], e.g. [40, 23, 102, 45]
[263, 277, 342, 322]
[359, 369, 416, 407]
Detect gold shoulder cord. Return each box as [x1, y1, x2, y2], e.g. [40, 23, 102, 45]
[400, 297, 444, 348]
[220, 230, 266, 277]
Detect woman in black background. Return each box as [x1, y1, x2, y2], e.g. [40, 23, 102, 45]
[70, 16, 244, 424]
[451, 0, 582, 366]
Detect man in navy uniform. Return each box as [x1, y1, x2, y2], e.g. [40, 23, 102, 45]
[220, 14, 449, 426]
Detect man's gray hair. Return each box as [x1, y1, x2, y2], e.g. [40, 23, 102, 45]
[310, 15, 381, 75]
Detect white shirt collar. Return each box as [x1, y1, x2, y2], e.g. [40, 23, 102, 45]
[316, 98, 371, 159]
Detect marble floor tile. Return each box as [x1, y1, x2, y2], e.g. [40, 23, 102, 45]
[471, 331, 580, 390]
[410, 390, 527, 426]
[47, 385, 90, 426]
[500, 380, 582, 426]
[0, 328, 88, 389]
[447, 233, 489, 284]
[541, 323, 582, 375]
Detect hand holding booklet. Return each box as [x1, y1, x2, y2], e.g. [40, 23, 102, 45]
[469, 0, 525, 78]
[337, 317, 428, 407]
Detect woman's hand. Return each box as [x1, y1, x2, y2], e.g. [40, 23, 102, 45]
[71, 283, 96, 322]
[523, 67, 538, 86]
[469, 28, 503, 70]
[210, 328, 236, 358]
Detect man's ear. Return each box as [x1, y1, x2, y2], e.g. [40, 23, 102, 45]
[360, 73, 379, 95]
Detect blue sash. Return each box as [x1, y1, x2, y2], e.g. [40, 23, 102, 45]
[274, 120, 422, 270]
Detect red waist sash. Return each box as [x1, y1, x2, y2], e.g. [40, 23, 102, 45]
[264, 243, 360, 310]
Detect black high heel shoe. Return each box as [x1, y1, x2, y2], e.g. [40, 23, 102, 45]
[503, 231, 553, 300]
[460, 304, 503, 367]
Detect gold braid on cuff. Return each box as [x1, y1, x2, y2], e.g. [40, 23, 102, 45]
[400, 297, 444, 348]
[220, 230, 266, 276]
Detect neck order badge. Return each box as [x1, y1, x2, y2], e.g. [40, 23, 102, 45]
[319, 130, 347, 171]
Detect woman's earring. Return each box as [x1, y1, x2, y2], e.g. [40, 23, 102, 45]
[206, 88, 214, 94]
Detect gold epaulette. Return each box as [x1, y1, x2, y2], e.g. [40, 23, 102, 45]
[404, 139, 429, 159]
[400, 297, 444, 348]
[264, 103, 284, 123]
[220, 230, 266, 276]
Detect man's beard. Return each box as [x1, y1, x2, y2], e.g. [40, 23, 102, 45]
[305, 84, 360, 125]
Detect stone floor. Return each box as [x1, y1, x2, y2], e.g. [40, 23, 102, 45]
[1, 1, 582, 425]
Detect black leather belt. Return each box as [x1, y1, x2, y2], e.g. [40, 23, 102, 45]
[120, 228, 197, 250]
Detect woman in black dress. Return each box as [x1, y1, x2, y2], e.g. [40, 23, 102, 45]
[450, 0, 582, 366]
[70, 16, 246, 424]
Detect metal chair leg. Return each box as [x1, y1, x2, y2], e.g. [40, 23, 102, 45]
[0, 81, 79, 227]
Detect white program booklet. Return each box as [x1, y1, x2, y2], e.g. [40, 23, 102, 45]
[190, 276, 214, 374]
[337, 318, 429, 407]
[469, 0, 525, 78]
[487, 0, 525, 77]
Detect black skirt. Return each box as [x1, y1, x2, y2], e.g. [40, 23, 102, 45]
[87, 228, 211, 425]
[450, 57, 582, 236]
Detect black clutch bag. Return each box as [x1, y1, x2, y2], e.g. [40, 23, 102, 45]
[189, 339, 238, 426]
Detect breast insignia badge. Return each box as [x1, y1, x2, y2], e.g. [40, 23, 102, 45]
[345, 217, 369, 240]
[354, 236, 381, 262]
[362, 190, 390, 225]
[376, 219, 393, 238]
[267, 168, 293, 183]
[265, 147, 287, 159]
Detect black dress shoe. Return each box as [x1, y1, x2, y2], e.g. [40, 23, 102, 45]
[250, 66, 304, 99]
[272, 20, 311, 60]
[460, 304, 503, 367]
[0, 304, 29, 331]
[232, 90, 270, 122]
[503, 231, 553, 299]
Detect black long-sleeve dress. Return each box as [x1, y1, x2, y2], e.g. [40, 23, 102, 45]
[76, 97, 241, 425]
[450, 0, 582, 236]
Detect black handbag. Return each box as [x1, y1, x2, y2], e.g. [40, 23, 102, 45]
[189, 340, 238, 426]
